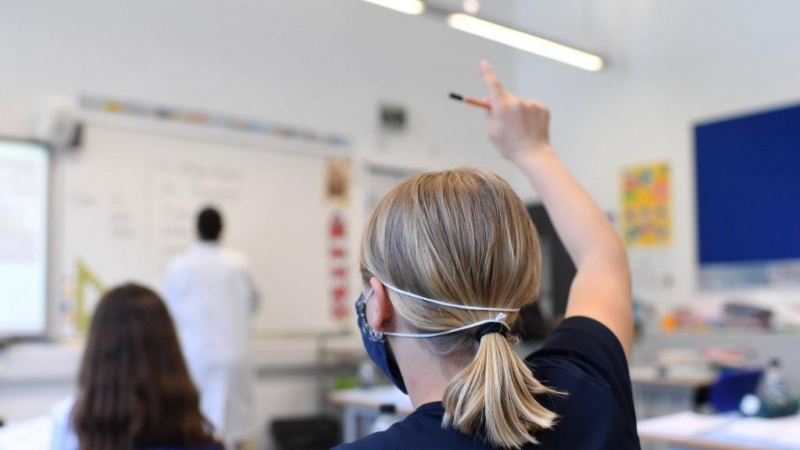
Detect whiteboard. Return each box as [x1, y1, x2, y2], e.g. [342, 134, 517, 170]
[0, 139, 49, 338]
[59, 121, 354, 336]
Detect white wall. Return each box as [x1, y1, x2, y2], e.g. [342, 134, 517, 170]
[511, 0, 800, 315]
[0, 0, 518, 175]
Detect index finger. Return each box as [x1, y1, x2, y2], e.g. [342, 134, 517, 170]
[480, 60, 505, 104]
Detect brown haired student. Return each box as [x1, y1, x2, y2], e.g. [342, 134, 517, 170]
[50, 284, 223, 450]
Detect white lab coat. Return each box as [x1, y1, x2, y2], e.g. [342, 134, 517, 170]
[163, 242, 258, 445]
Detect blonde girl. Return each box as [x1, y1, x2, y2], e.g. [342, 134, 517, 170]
[336, 62, 638, 450]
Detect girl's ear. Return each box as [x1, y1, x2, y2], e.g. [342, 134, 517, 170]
[367, 277, 394, 332]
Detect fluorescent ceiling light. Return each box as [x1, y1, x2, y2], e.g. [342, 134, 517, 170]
[362, 0, 426, 15]
[447, 13, 604, 72]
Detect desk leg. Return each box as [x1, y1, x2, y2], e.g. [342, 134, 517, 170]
[344, 405, 358, 443]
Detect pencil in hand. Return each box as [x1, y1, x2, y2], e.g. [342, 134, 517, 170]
[449, 92, 491, 110]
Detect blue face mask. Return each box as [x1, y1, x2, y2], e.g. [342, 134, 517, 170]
[356, 290, 407, 394]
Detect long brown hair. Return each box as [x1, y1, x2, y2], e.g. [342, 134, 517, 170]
[72, 283, 219, 450]
[361, 169, 559, 448]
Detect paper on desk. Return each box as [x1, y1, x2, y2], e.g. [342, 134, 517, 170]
[637, 411, 735, 438]
[0, 415, 52, 450]
[639, 411, 800, 449]
[714, 415, 800, 449]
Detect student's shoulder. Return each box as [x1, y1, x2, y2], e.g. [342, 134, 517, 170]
[141, 444, 224, 450]
[331, 411, 438, 450]
[332, 404, 486, 450]
[526, 316, 637, 429]
[50, 396, 79, 450]
[527, 317, 629, 392]
[527, 316, 629, 379]
[332, 429, 403, 450]
[51, 395, 74, 418]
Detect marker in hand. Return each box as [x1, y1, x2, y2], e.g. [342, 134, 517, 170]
[449, 92, 491, 111]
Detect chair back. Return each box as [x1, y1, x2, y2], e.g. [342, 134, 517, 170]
[709, 367, 763, 413]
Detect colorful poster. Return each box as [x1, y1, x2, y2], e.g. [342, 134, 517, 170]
[329, 213, 349, 322]
[621, 162, 671, 247]
[325, 158, 351, 206]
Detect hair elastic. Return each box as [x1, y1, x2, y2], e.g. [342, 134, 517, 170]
[475, 321, 509, 342]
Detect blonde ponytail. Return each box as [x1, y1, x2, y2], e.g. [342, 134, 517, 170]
[443, 333, 558, 448]
[361, 168, 561, 448]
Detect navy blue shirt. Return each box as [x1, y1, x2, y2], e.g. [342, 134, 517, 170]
[142, 445, 223, 450]
[335, 317, 640, 450]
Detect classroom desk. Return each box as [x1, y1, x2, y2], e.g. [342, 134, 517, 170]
[630, 366, 717, 388]
[638, 411, 800, 450]
[630, 366, 717, 419]
[328, 371, 720, 444]
[327, 386, 413, 443]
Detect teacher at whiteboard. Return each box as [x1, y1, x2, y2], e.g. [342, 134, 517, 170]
[163, 206, 259, 449]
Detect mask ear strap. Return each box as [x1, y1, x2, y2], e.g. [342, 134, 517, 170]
[384, 313, 510, 339]
[381, 281, 520, 313]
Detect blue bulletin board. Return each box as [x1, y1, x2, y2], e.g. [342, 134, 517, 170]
[696, 103, 800, 288]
